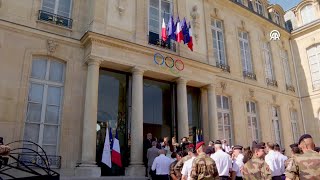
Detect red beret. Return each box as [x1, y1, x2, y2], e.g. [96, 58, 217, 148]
[188, 144, 194, 148]
[196, 141, 205, 150]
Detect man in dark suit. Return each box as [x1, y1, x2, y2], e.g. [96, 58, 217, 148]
[147, 141, 159, 179]
[143, 133, 155, 177]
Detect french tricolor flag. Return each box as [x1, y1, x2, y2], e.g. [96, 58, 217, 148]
[188, 23, 193, 51]
[111, 130, 122, 167]
[161, 18, 167, 42]
[175, 17, 183, 43]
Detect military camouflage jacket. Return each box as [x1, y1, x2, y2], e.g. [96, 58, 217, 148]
[242, 156, 272, 180]
[174, 155, 191, 179]
[285, 150, 320, 180]
[170, 160, 179, 179]
[189, 152, 218, 180]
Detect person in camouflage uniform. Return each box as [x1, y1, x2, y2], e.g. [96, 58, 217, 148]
[285, 134, 320, 180]
[242, 143, 272, 180]
[190, 141, 218, 180]
[174, 144, 194, 179]
[170, 151, 183, 180]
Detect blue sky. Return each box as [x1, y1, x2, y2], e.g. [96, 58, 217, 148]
[269, 0, 301, 11]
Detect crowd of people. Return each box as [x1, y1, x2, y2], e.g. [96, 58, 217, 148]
[143, 133, 320, 180]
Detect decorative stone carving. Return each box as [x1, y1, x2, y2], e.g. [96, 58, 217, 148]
[290, 99, 295, 107]
[249, 89, 254, 98]
[220, 82, 226, 92]
[190, 5, 200, 42]
[211, 8, 218, 18]
[116, 0, 126, 16]
[47, 40, 58, 54]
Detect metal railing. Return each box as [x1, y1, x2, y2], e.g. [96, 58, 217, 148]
[216, 62, 231, 73]
[266, 78, 278, 87]
[38, 10, 73, 29]
[243, 71, 257, 80]
[286, 84, 295, 92]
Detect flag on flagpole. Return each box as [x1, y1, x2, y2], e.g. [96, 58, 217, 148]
[102, 126, 112, 168]
[167, 15, 175, 41]
[109, 127, 113, 150]
[182, 18, 190, 44]
[111, 129, 122, 167]
[161, 18, 167, 42]
[188, 23, 193, 51]
[175, 17, 183, 42]
[196, 132, 199, 143]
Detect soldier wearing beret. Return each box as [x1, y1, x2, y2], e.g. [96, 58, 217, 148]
[190, 141, 218, 180]
[242, 143, 272, 180]
[174, 144, 194, 179]
[285, 134, 320, 180]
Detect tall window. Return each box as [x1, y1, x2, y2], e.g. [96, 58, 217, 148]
[148, 0, 172, 46]
[307, 44, 320, 89]
[235, 0, 243, 4]
[239, 31, 253, 73]
[281, 50, 293, 87]
[272, 106, 282, 147]
[41, 0, 72, 18]
[274, 11, 281, 25]
[263, 43, 275, 81]
[211, 19, 227, 66]
[255, 0, 264, 15]
[217, 95, 233, 145]
[23, 59, 65, 156]
[301, 5, 316, 25]
[290, 110, 299, 143]
[247, 101, 260, 142]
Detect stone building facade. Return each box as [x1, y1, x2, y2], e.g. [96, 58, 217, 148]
[0, 0, 313, 177]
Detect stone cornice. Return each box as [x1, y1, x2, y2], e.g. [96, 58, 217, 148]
[291, 19, 320, 38]
[80, 31, 221, 74]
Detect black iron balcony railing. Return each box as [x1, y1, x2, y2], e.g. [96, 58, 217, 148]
[38, 10, 73, 29]
[266, 78, 278, 87]
[243, 71, 257, 80]
[286, 84, 295, 92]
[18, 153, 61, 169]
[148, 32, 176, 52]
[216, 62, 231, 73]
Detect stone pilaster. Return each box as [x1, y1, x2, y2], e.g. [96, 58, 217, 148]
[176, 78, 189, 141]
[207, 84, 218, 141]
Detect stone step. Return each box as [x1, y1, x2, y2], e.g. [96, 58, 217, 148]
[60, 177, 148, 180]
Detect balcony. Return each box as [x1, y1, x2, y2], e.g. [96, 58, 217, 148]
[38, 10, 73, 29]
[216, 62, 230, 73]
[286, 84, 295, 92]
[148, 32, 176, 52]
[18, 153, 61, 169]
[243, 71, 257, 80]
[266, 78, 278, 87]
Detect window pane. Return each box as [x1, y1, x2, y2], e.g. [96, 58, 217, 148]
[22, 144, 38, 153]
[42, 145, 56, 155]
[47, 86, 62, 105]
[223, 96, 229, 109]
[246, 101, 250, 112]
[24, 123, 40, 143]
[251, 102, 256, 113]
[49, 61, 64, 82]
[42, 0, 55, 13]
[218, 125, 224, 139]
[29, 83, 44, 103]
[26, 103, 42, 123]
[224, 113, 230, 125]
[216, 95, 222, 108]
[57, 0, 72, 17]
[31, 59, 47, 80]
[218, 112, 223, 125]
[43, 125, 58, 144]
[45, 105, 60, 124]
[150, 0, 159, 8]
[161, 1, 170, 12]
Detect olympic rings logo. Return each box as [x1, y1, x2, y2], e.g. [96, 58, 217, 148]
[153, 53, 184, 75]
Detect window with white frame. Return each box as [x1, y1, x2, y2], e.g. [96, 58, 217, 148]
[239, 31, 253, 73]
[255, 0, 264, 15]
[281, 50, 293, 87]
[41, 0, 72, 18]
[272, 106, 282, 147]
[23, 59, 65, 156]
[301, 4, 316, 25]
[307, 44, 320, 89]
[148, 0, 172, 45]
[263, 42, 275, 81]
[246, 101, 260, 142]
[274, 11, 281, 25]
[217, 95, 233, 145]
[211, 19, 227, 66]
[290, 110, 299, 143]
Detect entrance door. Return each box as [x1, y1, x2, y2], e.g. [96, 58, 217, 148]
[143, 79, 176, 142]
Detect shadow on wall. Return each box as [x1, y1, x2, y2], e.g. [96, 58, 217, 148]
[291, 40, 320, 146]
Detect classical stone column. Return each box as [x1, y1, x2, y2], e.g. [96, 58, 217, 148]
[75, 59, 101, 177]
[125, 67, 145, 176]
[200, 88, 209, 143]
[176, 78, 189, 141]
[207, 84, 218, 141]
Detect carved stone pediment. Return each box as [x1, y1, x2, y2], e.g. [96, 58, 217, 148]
[47, 40, 58, 54]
